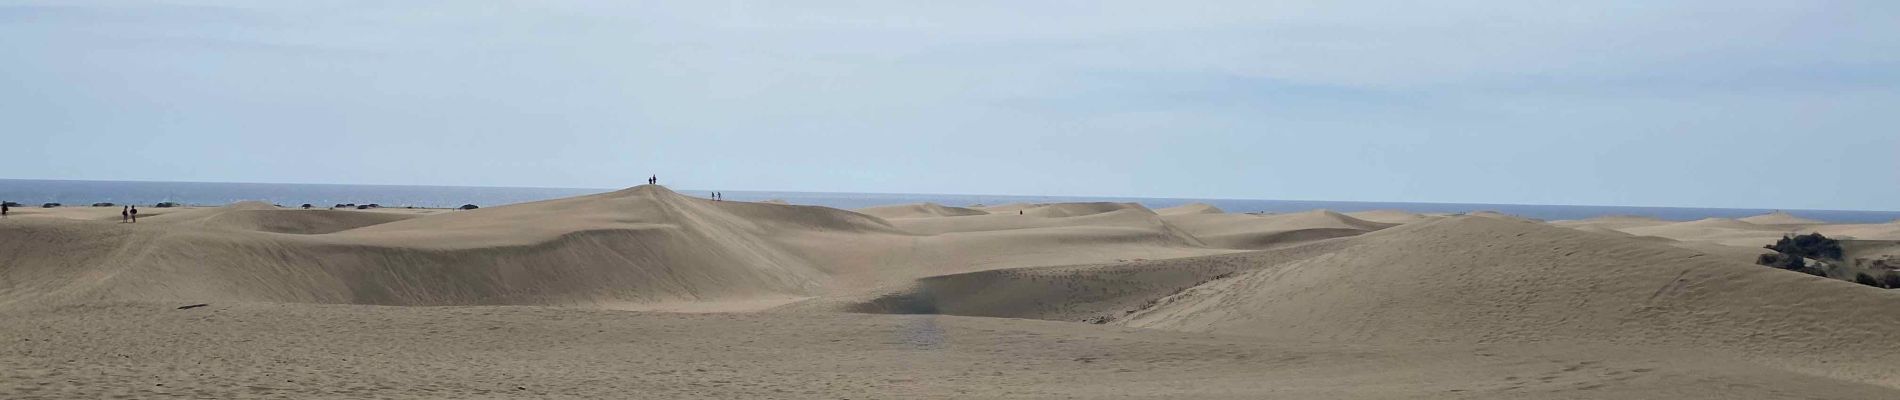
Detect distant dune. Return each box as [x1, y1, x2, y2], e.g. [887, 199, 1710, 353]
[1162, 210, 1396, 250]
[855, 202, 989, 219]
[1155, 202, 1224, 215]
[1740, 211, 1826, 225]
[1550, 215, 1673, 231]
[1343, 209, 1435, 224]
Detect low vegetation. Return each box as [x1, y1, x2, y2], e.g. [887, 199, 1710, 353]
[1757, 233, 1896, 289]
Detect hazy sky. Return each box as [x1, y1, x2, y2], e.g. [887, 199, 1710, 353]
[3, 1, 1897, 210]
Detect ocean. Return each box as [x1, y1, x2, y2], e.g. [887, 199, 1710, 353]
[4, 179, 1897, 223]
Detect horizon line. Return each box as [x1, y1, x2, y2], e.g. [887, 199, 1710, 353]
[3, 177, 1897, 214]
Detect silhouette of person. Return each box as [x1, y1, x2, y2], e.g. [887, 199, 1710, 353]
[130, 206, 138, 223]
[1, 202, 8, 219]
[121, 206, 129, 223]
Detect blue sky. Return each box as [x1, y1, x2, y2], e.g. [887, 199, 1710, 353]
[3, 1, 1897, 210]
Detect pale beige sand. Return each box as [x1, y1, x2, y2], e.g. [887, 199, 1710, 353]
[855, 202, 989, 219]
[1343, 209, 1437, 224]
[2, 186, 1896, 399]
[13, 303, 1895, 399]
[1154, 202, 1224, 215]
[1160, 209, 1395, 250]
[1740, 211, 1827, 225]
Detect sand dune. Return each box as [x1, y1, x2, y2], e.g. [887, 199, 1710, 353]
[1343, 209, 1435, 224]
[0, 186, 904, 308]
[855, 202, 989, 219]
[1114, 217, 1900, 387]
[1615, 218, 1798, 247]
[4, 187, 1895, 398]
[1465, 210, 1541, 223]
[1550, 215, 1673, 231]
[1155, 202, 1224, 215]
[139, 201, 419, 234]
[0, 186, 1241, 310]
[1162, 209, 1396, 250]
[1740, 211, 1826, 225]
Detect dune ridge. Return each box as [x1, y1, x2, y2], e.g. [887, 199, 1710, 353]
[1741, 211, 1826, 225]
[6, 187, 1900, 398]
[855, 202, 989, 219]
[1156, 202, 1225, 215]
[0, 186, 903, 308]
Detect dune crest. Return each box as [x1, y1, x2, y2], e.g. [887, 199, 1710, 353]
[1741, 211, 1826, 225]
[0, 186, 904, 308]
[138, 201, 417, 234]
[1156, 203, 1224, 215]
[1343, 209, 1434, 224]
[856, 202, 989, 219]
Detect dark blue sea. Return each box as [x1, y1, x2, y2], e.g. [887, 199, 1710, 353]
[4, 179, 1897, 223]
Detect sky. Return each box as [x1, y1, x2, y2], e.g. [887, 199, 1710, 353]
[2, 1, 1897, 211]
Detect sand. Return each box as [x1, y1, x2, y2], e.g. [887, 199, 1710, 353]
[2, 186, 1897, 399]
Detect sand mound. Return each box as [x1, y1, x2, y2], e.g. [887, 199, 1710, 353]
[137, 201, 417, 234]
[0, 186, 907, 308]
[1667, 217, 1777, 230]
[1564, 224, 1638, 237]
[1111, 216, 1900, 387]
[1740, 211, 1827, 225]
[1155, 203, 1224, 215]
[855, 202, 989, 219]
[1465, 210, 1540, 223]
[0, 187, 1241, 310]
[1550, 215, 1673, 231]
[1816, 223, 1900, 240]
[1613, 218, 1800, 247]
[1161, 210, 1395, 250]
[1025, 202, 1150, 218]
[969, 202, 1154, 218]
[1342, 209, 1434, 224]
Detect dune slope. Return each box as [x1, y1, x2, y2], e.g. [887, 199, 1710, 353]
[1162, 210, 1396, 250]
[855, 202, 989, 219]
[0, 186, 905, 308]
[1115, 216, 1900, 387]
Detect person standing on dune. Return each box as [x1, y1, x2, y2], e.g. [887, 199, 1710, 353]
[130, 205, 138, 223]
[1, 202, 9, 219]
[121, 206, 129, 223]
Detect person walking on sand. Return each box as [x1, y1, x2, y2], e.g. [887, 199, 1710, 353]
[121, 206, 129, 223]
[1, 202, 9, 219]
[130, 205, 138, 223]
